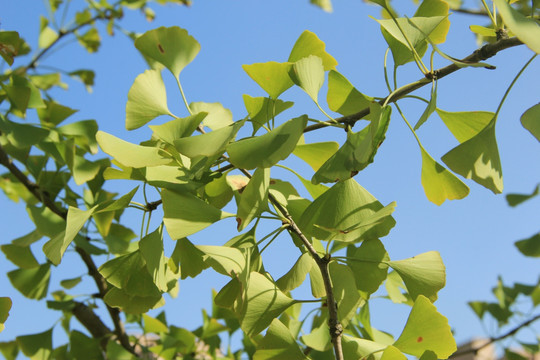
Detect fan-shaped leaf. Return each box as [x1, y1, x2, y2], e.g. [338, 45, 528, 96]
[174, 120, 244, 158]
[8, 264, 50, 300]
[149, 113, 206, 145]
[276, 252, 313, 292]
[190, 102, 233, 130]
[288, 30, 337, 70]
[349, 238, 389, 294]
[289, 55, 324, 103]
[0, 297, 11, 333]
[253, 319, 309, 360]
[327, 70, 372, 116]
[329, 262, 362, 326]
[494, 0, 540, 54]
[242, 62, 293, 99]
[243, 95, 294, 133]
[293, 141, 339, 172]
[196, 245, 246, 277]
[436, 109, 493, 143]
[236, 167, 270, 231]
[520, 103, 540, 141]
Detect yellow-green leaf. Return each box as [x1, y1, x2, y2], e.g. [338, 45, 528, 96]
[288, 30, 337, 70]
[494, 0, 540, 54]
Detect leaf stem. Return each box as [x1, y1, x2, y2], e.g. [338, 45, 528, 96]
[175, 76, 193, 115]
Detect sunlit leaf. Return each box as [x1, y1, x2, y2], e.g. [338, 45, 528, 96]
[276, 252, 313, 292]
[243, 95, 294, 133]
[289, 55, 325, 103]
[302, 322, 332, 352]
[190, 102, 233, 130]
[375, 16, 446, 51]
[149, 113, 206, 145]
[0, 31, 21, 65]
[381, 345, 407, 360]
[125, 69, 173, 130]
[494, 0, 540, 54]
[242, 62, 294, 99]
[135, 26, 200, 78]
[143, 313, 168, 334]
[349, 238, 389, 294]
[342, 336, 389, 360]
[239, 272, 295, 336]
[0, 297, 12, 333]
[393, 295, 456, 358]
[442, 120, 503, 194]
[162, 189, 233, 239]
[8, 264, 50, 300]
[436, 109, 493, 143]
[140, 227, 169, 291]
[327, 70, 372, 116]
[58, 119, 99, 154]
[515, 233, 540, 257]
[236, 167, 270, 231]
[253, 319, 309, 360]
[96, 131, 171, 168]
[38, 16, 58, 48]
[520, 103, 540, 141]
[27, 206, 65, 238]
[196, 245, 246, 277]
[414, 82, 437, 130]
[329, 262, 362, 326]
[293, 141, 339, 172]
[37, 101, 78, 127]
[469, 25, 497, 37]
[310, 0, 333, 12]
[174, 120, 244, 158]
[77, 27, 100, 53]
[171, 238, 207, 279]
[103, 286, 163, 314]
[420, 146, 469, 205]
[414, 0, 450, 44]
[227, 115, 308, 169]
[288, 30, 337, 70]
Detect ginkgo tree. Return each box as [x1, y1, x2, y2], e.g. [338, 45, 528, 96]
[0, 0, 539, 359]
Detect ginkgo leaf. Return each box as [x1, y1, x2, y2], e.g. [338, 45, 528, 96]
[16, 328, 53, 358]
[420, 147, 469, 205]
[387, 252, 446, 302]
[329, 262, 362, 326]
[299, 178, 396, 242]
[253, 319, 309, 360]
[227, 115, 307, 169]
[515, 233, 540, 257]
[135, 26, 200, 78]
[342, 336, 389, 360]
[7, 264, 50, 300]
[174, 120, 244, 158]
[289, 55, 325, 103]
[139, 227, 169, 292]
[493, 0, 540, 54]
[242, 62, 294, 99]
[442, 120, 503, 194]
[520, 103, 540, 141]
[1, 243, 39, 269]
[69, 331, 102, 360]
[393, 295, 456, 358]
[348, 238, 389, 294]
[436, 109, 493, 143]
[414, 0, 450, 44]
[125, 69, 172, 130]
[376, 16, 446, 51]
[276, 252, 313, 292]
[0, 297, 11, 333]
[236, 167, 270, 231]
[293, 141, 339, 172]
[288, 30, 337, 71]
[414, 82, 437, 130]
[96, 131, 170, 168]
[143, 314, 169, 334]
[162, 189, 233, 239]
[190, 102, 233, 130]
[149, 113, 206, 145]
[243, 95, 294, 133]
[103, 286, 163, 314]
[171, 238, 208, 279]
[196, 245, 246, 277]
[301, 322, 332, 352]
[238, 272, 295, 337]
[327, 70, 372, 116]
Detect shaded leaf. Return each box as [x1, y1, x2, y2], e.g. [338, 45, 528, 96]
[135, 26, 200, 78]
[196, 245, 246, 277]
[253, 319, 309, 360]
[7, 264, 50, 300]
[227, 115, 308, 169]
[0, 297, 12, 333]
[126, 69, 172, 130]
[327, 70, 372, 116]
[140, 227, 169, 291]
[342, 336, 389, 360]
[243, 95, 294, 133]
[293, 141, 339, 172]
[288, 30, 337, 70]
[349, 238, 389, 294]
[143, 313, 168, 334]
[289, 55, 325, 103]
[242, 62, 294, 99]
[520, 103, 540, 141]
[0, 31, 21, 65]
[302, 322, 332, 352]
[515, 233, 540, 257]
[394, 295, 456, 358]
[329, 262, 362, 326]
[276, 252, 313, 292]
[190, 102, 233, 130]
[103, 286, 163, 314]
[414, 82, 437, 130]
[149, 113, 206, 144]
[494, 0, 540, 54]
[16, 328, 52, 358]
[1, 244, 39, 269]
[506, 184, 539, 207]
[70, 331, 103, 360]
[376, 16, 446, 51]
[171, 238, 207, 279]
[237, 167, 270, 231]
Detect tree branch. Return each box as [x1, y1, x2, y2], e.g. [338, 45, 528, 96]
[450, 313, 540, 358]
[304, 36, 524, 133]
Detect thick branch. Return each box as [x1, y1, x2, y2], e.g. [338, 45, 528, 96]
[304, 37, 523, 133]
[450, 313, 540, 358]
[0, 143, 134, 353]
[72, 302, 112, 349]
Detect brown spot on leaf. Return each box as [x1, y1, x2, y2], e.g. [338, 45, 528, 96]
[236, 217, 242, 230]
[417, 336, 423, 342]
[158, 44, 164, 53]
[269, 180, 276, 185]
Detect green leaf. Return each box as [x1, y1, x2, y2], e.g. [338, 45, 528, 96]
[276, 252, 313, 292]
[174, 120, 244, 158]
[227, 115, 308, 169]
[382, 27, 429, 67]
[387, 252, 445, 302]
[253, 319, 309, 360]
[103, 286, 163, 314]
[420, 146, 469, 205]
[0, 341, 18, 360]
[376, 16, 446, 51]
[135, 26, 200, 78]
[143, 313, 168, 334]
[43, 206, 96, 265]
[494, 0, 540, 54]
[441, 119, 503, 194]
[293, 141, 339, 172]
[414, 0, 451, 44]
[77, 27, 100, 53]
[96, 131, 171, 168]
[171, 238, 207, 279]
[139, 227, 169, 291]
[520, 103, 540, 141]
[515, 233, 540, 257]
[310, 0, 333, 12]
[309, 261, 326, 298]
[242, 62, 294, 99]
[68, 69, 95, 92]
[37, 101, 78, 127]
[349, 239, 389, 294]
[299, 178, 396, 243]
[8, 264, 50, 300]
[436, 109, 493, 143]
[289, 55, 325, 103]
[60, 277, 82, 289]
[0, 31, 21, 65]
[196, 245, 246, 277]
[38, 16, 58, 48]
[414, 82, 437, 130]
[243, 95, 294, 133]
[190, 102, 233, 130]
[506, 184, 539, 207]
[27, 206, 65, 238]
[69, 331, 103, 360]
[16, 328, 52, 359]
[0, 120, 49, 149]
[302, 322, 332, 352]
[239, 272, 295, 336]
[342, 336, 389, 360]
[288, 30, 337, 71]
[125, 69, 173, 130]
[162, 189, 233, 239]
[327, 70, 373, 116]
[1, 244, 39, 269]
[393, 295, 456, 358]
[236, 167, 270, 231]
[0, 297, 12, 333]
[149, 113, 206, 144]
[469, 25, 497, 37]
[329, 262, 362, 326]
[58, 119, 99, 154]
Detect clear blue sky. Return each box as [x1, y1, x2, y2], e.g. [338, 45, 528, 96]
[1, 0, 539, 353]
